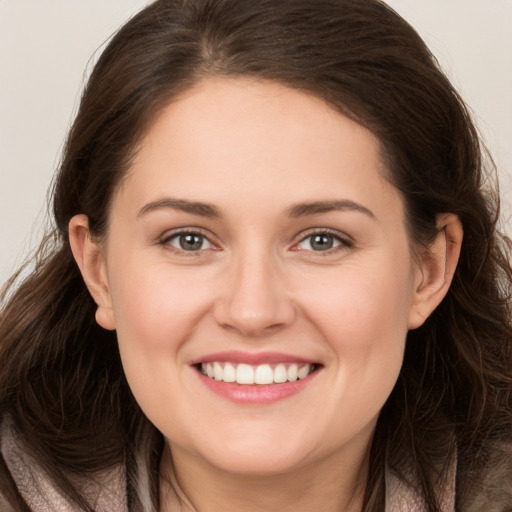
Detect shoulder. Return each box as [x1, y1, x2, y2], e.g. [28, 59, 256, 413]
[0, 417, 28, 511]
[456, 437, 512, 511]
[1, 416, 129, 512]
[385, 434, 512, 511]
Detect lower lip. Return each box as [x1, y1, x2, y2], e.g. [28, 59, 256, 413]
[196, 368, 320, 404]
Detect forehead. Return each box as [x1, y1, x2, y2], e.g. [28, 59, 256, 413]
[114, 77, 403, 222]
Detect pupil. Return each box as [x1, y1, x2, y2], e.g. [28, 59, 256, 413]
[180, 234, 203, 251]
[312, 234, 333, 251]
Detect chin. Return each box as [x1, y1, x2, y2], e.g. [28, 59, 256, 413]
[188, 428, 317, 476]
[207, 449, 309, 477]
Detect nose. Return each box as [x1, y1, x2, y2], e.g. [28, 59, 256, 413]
[213, 250, 296, 338]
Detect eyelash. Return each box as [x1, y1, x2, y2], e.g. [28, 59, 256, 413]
[159, 228, 353, 255]
[160, 229, 218, 255]
[292, 228, 354, 255]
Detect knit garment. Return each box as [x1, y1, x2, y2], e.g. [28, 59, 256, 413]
[1, 419, 127, 512]
[3, 416, 511, 511]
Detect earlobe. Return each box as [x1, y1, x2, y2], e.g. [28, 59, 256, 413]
[408, 213, 463, 330]
[69, 214, 116, 331]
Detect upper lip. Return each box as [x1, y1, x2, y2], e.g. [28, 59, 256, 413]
[190, 351, 319, 366]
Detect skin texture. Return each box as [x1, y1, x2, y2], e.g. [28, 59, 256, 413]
[70, 78, 462, 511]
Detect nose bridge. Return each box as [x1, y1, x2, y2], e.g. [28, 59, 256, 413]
[214, 242, 295, 336]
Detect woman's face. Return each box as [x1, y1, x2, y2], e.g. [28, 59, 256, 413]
[92, 78, 425, 476]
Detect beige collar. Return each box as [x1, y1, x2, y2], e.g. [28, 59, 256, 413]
[385, 455, 456, 512]
[3, 415, 458, 512]
[1, 418, 128, 512]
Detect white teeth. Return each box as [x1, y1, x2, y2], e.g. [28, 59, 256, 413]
[213, 362, 223, 381]
[298, 365, 310, 380]
[223, 362, 236, 383]
[236, 364, 254, 384]
[254, 364, 274, 385]
[200, 362, 315, 385]
[287, 364, 298, 382]
[274, 364, 288, 383]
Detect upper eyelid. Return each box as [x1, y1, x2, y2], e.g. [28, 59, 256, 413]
[158, 227, 353, 249]
[286, 230, 354, 257]
[294, 228, 354, 245]
[159, 228, 221, 251]
[158, 230, 221, 260]
[160, 227, 214, 242]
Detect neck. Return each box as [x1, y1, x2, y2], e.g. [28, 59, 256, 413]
[159, 442, 370, 512]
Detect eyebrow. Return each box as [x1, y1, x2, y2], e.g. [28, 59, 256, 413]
[137, 198, 222, 218]
[137, 197, 375, 220]
[286, 200, 375, 219]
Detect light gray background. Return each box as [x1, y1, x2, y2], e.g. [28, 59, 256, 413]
[1, 1, 511, 286]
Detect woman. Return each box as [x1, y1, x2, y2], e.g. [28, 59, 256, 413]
[1, 0, 511, 510]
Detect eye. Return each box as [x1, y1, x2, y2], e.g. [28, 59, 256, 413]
[295, 231, 349, 252]
[164, 231, 213, 252]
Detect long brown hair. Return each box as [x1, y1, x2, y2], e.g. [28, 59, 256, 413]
[1, 1, 511, 510]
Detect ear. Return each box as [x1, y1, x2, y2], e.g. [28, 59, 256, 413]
[408, 213, 463, 330]
[69, 214, 116, 330]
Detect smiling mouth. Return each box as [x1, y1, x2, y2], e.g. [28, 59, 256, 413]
[198, 362, 319, 385]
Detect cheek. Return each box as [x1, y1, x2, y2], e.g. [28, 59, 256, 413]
[108, 261, 214, 349]
[106, 263, 210, 430]
[297, 258, 414, 399]
[301, 261, 413, 346]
